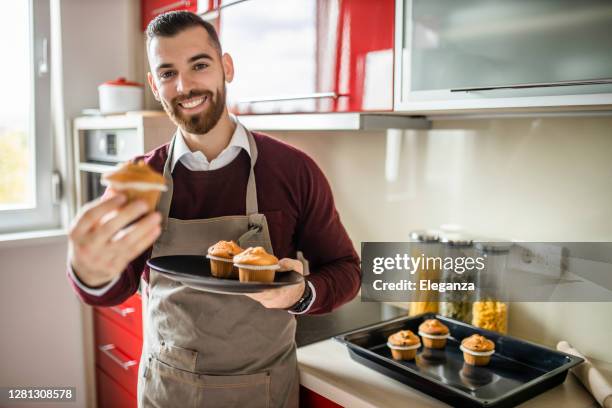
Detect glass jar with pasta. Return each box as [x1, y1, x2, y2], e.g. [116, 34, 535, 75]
[438, 234, 476, 324]
[472, 241, 512, 334]
[407, 230, 441, 316]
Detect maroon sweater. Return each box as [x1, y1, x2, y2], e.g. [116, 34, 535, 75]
[68, 132, 360, 314]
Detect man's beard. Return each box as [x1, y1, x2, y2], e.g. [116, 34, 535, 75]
[161, 85, 226, 135]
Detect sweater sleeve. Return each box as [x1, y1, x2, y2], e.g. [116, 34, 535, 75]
[66, 248, 151, 307]
[295, 154, 361, 315]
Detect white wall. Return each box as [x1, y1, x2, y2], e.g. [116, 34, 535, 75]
[272, 115, 612, 365]
[0, 238, 88, 408]
[58, 0, 142, 121]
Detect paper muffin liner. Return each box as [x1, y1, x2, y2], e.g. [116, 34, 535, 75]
[234, 263, 281, 271]
[418, 331, 450, 340]
[101, 179, 168, 192]
[460, 344, 495, 357]
[387, 342, 421, 351]
[206, 254, 234, 263]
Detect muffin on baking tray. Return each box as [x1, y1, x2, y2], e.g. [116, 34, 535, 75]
[387, 330, 421, 361]
[233, 247, 280, 283]
[460, 334, 495, 366]
[102, 161, 166, 212]
[418, 319, 450, 349]
[207, 241, 244, 279]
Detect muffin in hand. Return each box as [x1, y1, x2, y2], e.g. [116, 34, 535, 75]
[460, 334, 495, 366]
[233, 247, 280, 283]
[102, 161, 166, 212]
[207, 241, 244, 279]
[387, 330, 421, 361]
[418, 319, 450, 349]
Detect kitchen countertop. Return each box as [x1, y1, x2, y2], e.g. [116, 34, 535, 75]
[297, 339, 600, 408]
[295, 299, 405, 347]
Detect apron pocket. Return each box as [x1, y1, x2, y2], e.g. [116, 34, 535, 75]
[146, 357, 270, 408]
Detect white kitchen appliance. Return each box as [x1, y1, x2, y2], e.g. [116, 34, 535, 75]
[72, 112, 175, 209]
[98, 77, 144, 114]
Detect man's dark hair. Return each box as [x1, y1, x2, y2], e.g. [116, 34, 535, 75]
[146, 11, 222, 56]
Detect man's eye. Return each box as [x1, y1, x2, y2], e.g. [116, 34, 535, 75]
[194, 63, 208, 71]
[160, 71, 175, 79]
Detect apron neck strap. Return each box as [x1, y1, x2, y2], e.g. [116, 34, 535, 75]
[157, 127, 260, 230]
[158, 133, 176, 231]
[245, 129, 259, 215]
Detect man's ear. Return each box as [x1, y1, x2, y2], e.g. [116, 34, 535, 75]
[147, 72, 161, 101]
[222, 53, 234, 83]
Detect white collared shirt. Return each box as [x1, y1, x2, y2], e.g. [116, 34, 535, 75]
[171, 116, 251, 172]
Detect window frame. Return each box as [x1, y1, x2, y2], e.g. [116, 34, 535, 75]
[0, 0, 59, 234]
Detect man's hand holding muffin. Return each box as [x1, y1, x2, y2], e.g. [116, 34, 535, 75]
[68, 194, 163, 288]
[69, 161, 166, 288]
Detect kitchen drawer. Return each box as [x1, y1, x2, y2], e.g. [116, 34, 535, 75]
[97, 294, 143, 339]
[94, 312, 142, 395]
[96, 367, 137, 408]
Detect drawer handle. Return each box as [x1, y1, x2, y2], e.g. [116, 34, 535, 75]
[99, 344, 137, 370]
[451, 78, 612, 92]
[236, 92, 348, 104]
[110, 306, 135, 318]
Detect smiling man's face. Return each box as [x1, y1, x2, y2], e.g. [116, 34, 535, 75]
[147, 26, 234, 135]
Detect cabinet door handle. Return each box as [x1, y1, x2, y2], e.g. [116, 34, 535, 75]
[451, 78, 612, 92]
[98, 344, 137, 370]
[110, 306, 135, 318]
[236, 92, 348, 104]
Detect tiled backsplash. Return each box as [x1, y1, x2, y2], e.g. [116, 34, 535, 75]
[272, 115, 612, 364]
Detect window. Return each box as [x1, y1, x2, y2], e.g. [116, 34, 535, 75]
[0, 0, 59, 234]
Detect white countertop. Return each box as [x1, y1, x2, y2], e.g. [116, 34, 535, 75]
[297, 339, 599, 408]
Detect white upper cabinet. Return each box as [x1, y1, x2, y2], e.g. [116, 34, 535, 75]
[394, 0, 612, 112]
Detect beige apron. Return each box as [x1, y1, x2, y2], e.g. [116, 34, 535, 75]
[137, 131, 299, 408]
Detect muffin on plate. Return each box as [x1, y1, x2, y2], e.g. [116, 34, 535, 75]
[387, 330, 421, 361]
[233, 247, 280, 283]
[460, 334, 495, 366]
[418, 319, 450, 349]
[207, 241, 244, 279]
[102, 161, 166, 212]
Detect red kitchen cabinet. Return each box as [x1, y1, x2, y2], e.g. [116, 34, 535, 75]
[141, 0, 208, 30]
[97, 293, 143, 339]
[94, 312, 142, 397]
[96, 368, 137, 408]
[93, 294, 144, 405]
[300, 385, 344, 407]
[214, 0, 394, 114]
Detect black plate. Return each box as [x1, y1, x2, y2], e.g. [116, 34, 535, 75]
[334, 314, 583, 408]
[147, 255, 303, 294]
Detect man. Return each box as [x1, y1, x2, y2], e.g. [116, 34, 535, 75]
[67, 11, 360, 408]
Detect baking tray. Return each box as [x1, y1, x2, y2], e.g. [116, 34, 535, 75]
[334, 314, 583, 408]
